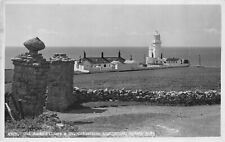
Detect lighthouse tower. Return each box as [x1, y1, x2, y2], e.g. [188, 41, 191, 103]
[146, 31, 163, 66]
[149, 30, 162, 58]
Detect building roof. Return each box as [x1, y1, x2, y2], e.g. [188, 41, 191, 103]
[111, 61, 122, 64]
[81, 56, 125, 64]
[82, 57, 109, 64]
[124, 60, 138, 64]
[166, 58, 180, 61]
[104, 57, 125, 63]
[79, 50, 125, 65]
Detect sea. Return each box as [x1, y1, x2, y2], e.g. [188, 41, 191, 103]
[5, 47, 221, 69]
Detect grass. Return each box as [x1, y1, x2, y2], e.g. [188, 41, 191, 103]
[73, 67, 220, 91]
[5, 66, 221, 92]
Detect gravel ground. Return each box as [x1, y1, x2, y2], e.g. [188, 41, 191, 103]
[57, 104, 220, 137]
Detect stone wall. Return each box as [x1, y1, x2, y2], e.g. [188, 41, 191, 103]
[12, 53, 49, 117]
[47, 53, 75, 112]
[72, 87, 221, 106]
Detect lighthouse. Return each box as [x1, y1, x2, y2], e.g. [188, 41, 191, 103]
[146, 31, 163, 66]
[149, 30, 162, 58]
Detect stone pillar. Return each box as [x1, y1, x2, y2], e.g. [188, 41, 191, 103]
[47, 53, 75, 112]
[11, 37, 49, 117]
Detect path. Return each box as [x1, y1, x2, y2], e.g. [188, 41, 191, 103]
[57, 104, 220, 137]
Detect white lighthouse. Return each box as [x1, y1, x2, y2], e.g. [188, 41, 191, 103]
[146, 31, 163, 66]
[151, 31, 162, 58]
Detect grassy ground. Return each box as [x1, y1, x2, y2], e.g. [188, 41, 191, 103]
[73, 67, 221, 91]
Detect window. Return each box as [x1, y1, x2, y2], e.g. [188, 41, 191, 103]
[104, 64, 106, 67]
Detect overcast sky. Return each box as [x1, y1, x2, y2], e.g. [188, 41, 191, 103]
[5, 4, 221, 47]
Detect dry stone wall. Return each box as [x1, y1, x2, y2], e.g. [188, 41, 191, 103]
[72, 87, 221, 106]
[47, 53, 75, 112]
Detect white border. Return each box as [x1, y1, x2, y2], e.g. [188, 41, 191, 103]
[1, 0, 224, 142]
[4, 0, 224, 5]
[0, 0, 5, 141]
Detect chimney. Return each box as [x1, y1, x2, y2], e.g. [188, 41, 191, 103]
[130, 55, 133, 60]
[118, 50, 121, 58]
[83, 51, 86, 58]
[79, 56, 82, 63]
[101, 52, 104, 58]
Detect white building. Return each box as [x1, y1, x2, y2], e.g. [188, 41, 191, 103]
[74, 51, 126, 72]
[146, 31, 164, 66]
[74, 51, 143, 72]
[165, 58, 189, 66]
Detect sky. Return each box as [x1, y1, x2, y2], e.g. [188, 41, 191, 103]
[5, 4, 221, 47]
